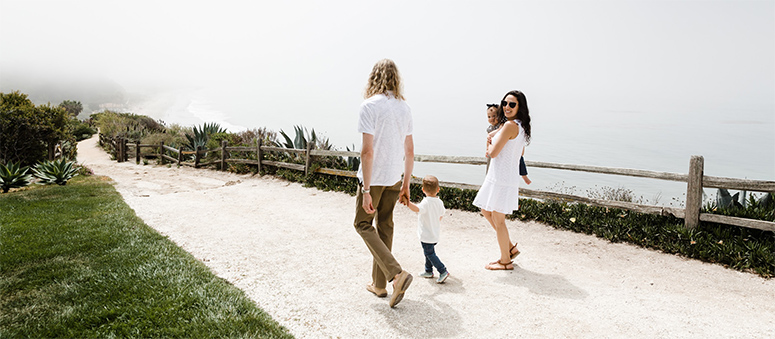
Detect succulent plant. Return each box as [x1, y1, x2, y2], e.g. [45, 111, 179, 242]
[32, 159, 79, 185]
[278, 125, 316, 149]
[0, 161, 33, 193]
[185, 122, 225, 152]
[716, 188, 745, 209]
[346, 145, 360, 171]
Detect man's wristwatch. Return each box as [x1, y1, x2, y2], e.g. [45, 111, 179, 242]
[361, 187, 370, 194]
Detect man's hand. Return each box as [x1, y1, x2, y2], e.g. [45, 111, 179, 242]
[362, 192, 375, 214]
[398, 195, 407, 206]
[398, 187, 410, 206]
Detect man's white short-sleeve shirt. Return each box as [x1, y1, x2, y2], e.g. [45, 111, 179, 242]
[416, 196, 446, 243]
[356, 92, 413, 186]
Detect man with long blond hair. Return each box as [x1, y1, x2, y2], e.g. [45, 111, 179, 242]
[354, 59, 414, 308]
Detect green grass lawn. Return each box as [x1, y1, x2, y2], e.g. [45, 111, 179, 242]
[0, 175, 293, 338]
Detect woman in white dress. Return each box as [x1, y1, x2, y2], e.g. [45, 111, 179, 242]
[473, 90, 532, 270]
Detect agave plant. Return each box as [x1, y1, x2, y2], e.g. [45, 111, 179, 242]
[716, 188, 746, 209]
[0, 161, 33, 193]
[715, 189, 775, 211]
[278, 125, 317, 149]
[185, 122, 226, 151]
[346, 145, 360, 171]
[33, 159, 79, 185]
[759, 193, 774, 209]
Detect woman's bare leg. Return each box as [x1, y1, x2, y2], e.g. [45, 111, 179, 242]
[481, 209, 496, 231]
[482, 209, 514, 253]
[491, 211, 512, 263]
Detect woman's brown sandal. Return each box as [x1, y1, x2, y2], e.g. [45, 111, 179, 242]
[485, 260, 514, 270]
[509, 243, 520, 260]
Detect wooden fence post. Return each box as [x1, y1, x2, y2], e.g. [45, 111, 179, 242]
[113, 138, 119, 162]
[257, 139, 263, 173]
[114, 137, 119, 162]
[118, 137, 124, 162]
[135, 140, 141, 164]
[221, 140, 228, 171]
[159, 141, 165, 165]
[685, 155, 704, 229]
[122, 138, 128, 163]
[47, 141, 55, 161]
[305, 141, 313, 176]
[177, 146, 183, 166]
[194, 145, 202, 168]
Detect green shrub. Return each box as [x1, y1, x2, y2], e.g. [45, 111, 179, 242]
[141, 130, 189, 152]
[71, 119, 97, 141]
[514, 198, 774, 277]
[235, 127, 276, 146]
[92, 110, 164, 141]
[1, 91, 74, 167]
[705, 190, 775, 222]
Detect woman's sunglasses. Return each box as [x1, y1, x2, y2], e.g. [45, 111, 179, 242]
[501, 101, 517, 108]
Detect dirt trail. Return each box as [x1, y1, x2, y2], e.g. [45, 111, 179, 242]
[77, 135, 774, 338]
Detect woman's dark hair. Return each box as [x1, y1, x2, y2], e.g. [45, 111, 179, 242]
[496, 90, 531, 145]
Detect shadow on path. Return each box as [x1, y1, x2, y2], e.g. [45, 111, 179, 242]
[497, 266, 589, 300]
[373, 276, 467, 338]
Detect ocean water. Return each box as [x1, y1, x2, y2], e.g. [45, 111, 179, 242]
[138, 88, 774, 207]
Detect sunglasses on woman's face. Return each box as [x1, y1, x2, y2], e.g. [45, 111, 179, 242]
[501, 101, 517, 108]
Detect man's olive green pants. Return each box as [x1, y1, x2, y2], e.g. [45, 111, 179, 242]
[353, 181, 403, 289]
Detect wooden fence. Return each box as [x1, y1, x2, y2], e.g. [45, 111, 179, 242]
[103, 134, 775, 233]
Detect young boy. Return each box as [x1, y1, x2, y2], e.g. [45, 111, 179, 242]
[404, 175, 449, 283]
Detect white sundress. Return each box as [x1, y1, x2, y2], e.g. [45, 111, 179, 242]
[473, 120, 526, 214]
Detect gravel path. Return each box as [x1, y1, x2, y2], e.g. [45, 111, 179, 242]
[77, 135, 774, 338]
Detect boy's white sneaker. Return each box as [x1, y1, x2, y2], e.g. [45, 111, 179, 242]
[419, 271, 434, 279]
[436, 271, 449, 284]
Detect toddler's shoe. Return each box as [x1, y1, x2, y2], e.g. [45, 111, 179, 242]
[436, 271, 449, 284]
[419, 271, 434, 279]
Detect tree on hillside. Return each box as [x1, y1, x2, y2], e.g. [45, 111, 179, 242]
[0, 91, 74, 166]
[59, 100, 83, 117]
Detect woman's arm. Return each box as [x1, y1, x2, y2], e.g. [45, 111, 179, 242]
[487, 121, 519, 158]
[486, 124, 502, 144]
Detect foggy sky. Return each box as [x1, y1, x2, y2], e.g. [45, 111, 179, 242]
[3, 1, 773, 106]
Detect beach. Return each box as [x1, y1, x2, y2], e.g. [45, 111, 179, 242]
[76, 135, 775, 338]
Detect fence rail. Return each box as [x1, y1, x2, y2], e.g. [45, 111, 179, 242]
[103, 134, 775, 232]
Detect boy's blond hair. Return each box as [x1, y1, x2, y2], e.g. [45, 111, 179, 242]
[422, 175, 439, 193]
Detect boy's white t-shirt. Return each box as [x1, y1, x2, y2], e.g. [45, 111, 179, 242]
[356, 92, 413, 186]
[416, 196, 446, 243]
